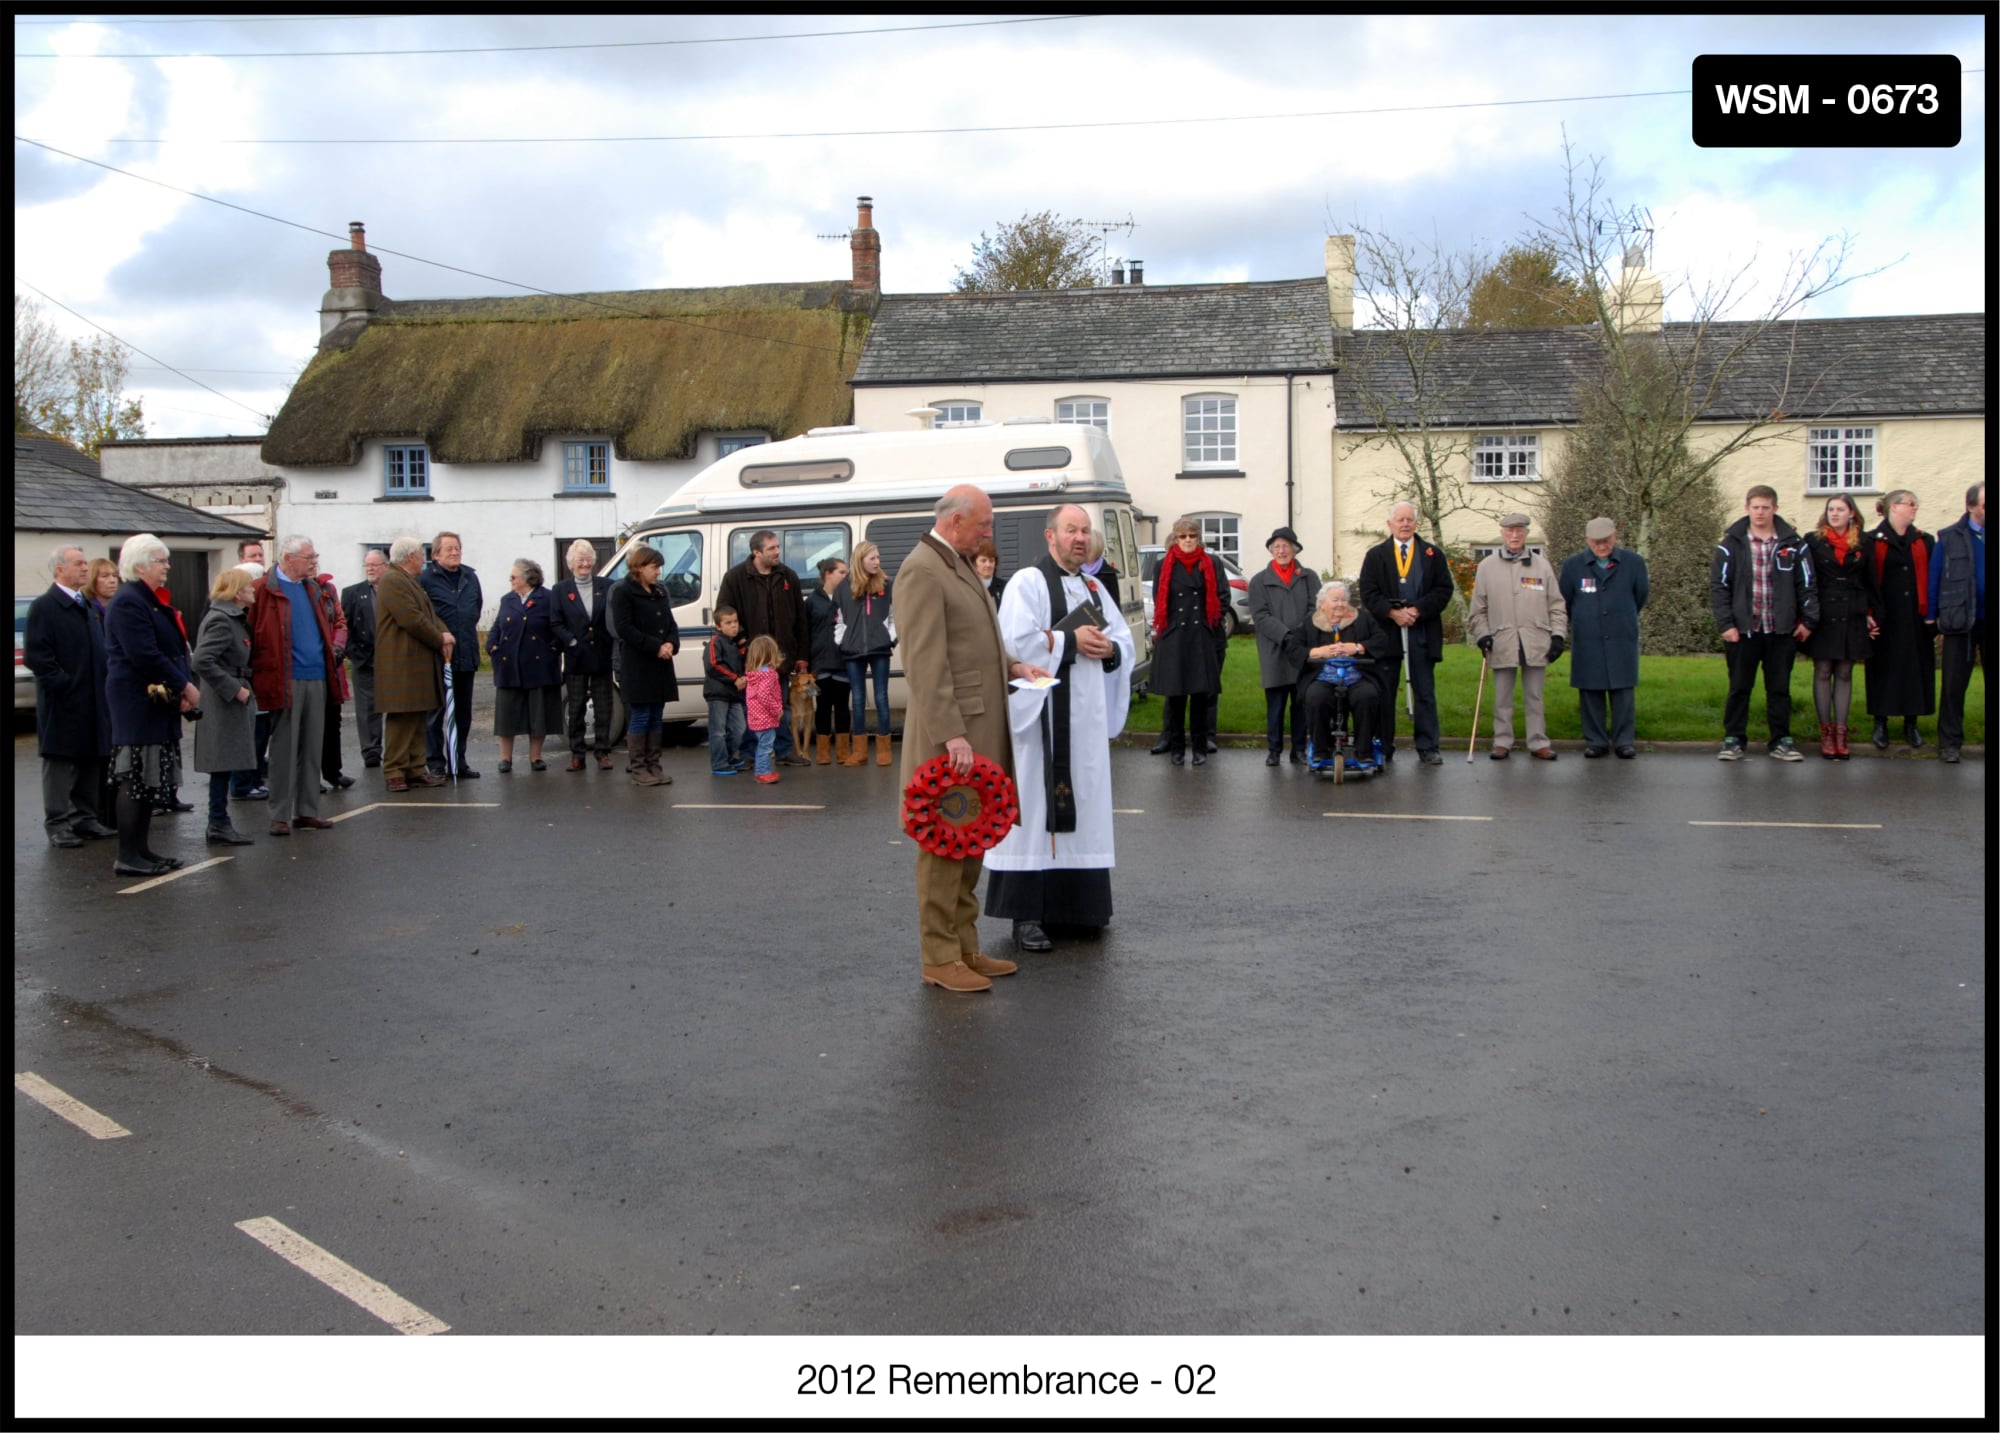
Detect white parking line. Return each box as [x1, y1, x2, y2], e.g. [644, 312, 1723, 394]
[234, 1217, 449, 1336]
[14, 1072, 131, 1139]
[674, 803, 827, 811]
[326, 801, 502, 823]
[1689, 820, 1884, 830]
[117, 856, 231, 895]
[1112, 808, 1145, 814]
[1322, 812, 1494, 822]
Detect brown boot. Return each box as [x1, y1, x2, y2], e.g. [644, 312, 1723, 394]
[874, 733, 894, 765]
[962, 951, 1018, 978]
[921, 960, 992, 993]
[841, 734, 867, 766]
[816, 734, 832, 765]
[629, 732, 664, 786]
[1833, 722, 1851, 760]
[1818, 721, 1836, 759]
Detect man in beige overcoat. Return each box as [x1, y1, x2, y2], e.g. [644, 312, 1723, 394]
[1469, 513, 1570, 760]
[374, 536, 456, 791]
[897, 485, 1049, 992]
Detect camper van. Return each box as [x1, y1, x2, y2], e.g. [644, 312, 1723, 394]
[603, 421, 1151, 732]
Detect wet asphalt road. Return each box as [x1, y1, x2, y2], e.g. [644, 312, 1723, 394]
[12, 722, 1987, 1338]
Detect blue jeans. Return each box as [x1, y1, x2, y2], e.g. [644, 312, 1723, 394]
[707, 699, 746, 770]
[752, 727, 777, 775]
[628, 702, 664, 736]
[847, 654, 891, 736]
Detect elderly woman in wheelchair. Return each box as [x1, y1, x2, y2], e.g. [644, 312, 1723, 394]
[1291, 581, 1397, 777]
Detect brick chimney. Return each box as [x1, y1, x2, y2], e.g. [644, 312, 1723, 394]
[850, 196, 880, 293]
[1324, 234, 1355, 330]
[320, 221, 387, 345]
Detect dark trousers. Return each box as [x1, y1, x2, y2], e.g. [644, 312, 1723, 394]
[427, 668, 477, 770]
[815, 676, 852, 735]
[41, 755, 101, 835]
[320, 690, 346, 780]
[565, 669, 615, 756]
[1379, 630, 1441, 755]
[1578, 688, 1637, 751]
[1264, 683, 1307, 754]
[1723, 632, 1798, 746]
[1160, 692, 1213, 755]
[207, 771, 231, 824]
[1938, 624, 1987, 750]
[349, 661, 382, 764]
[1302, 678, 1381, 763]
[231, 710, 272, 796]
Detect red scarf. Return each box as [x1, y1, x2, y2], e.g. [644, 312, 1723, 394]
[1154, 545, 1221, 634]
[1871, 526, 1932, 619]
[1825, 528, 1852, 565]
[1270, 559, 1298, 588]
[152, 583, 189, 645]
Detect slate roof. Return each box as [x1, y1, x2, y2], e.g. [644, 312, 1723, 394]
[14, 438, 264, 539]
[850, 279, 1337, 385]
[1333, 313, 1986, 430]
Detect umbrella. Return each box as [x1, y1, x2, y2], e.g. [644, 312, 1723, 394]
[442, 661, 459, 781]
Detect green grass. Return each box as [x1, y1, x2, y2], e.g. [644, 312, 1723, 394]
[1131, 635, 1985, 746]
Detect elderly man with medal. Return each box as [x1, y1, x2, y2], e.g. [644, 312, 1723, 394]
[983, 504, 1136, 954]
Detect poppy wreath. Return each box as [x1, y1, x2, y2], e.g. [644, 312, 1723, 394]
[902, 753, 1020, 858]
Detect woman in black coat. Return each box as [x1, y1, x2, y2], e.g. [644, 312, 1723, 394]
[1292, 581, 1397, 771]
[1861, 490, 1936, 748]
[103, 535, 201, 876]
[1801, 494, 1872, 759]
[1148, 519, 1227, 765]
[609, 544, 681, 785]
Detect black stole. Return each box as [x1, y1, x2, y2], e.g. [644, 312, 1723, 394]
[1035, 556, 1081, 834]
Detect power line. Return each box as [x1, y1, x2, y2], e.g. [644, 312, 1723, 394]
[13, 13, 375, 24]
[15, 13, 1093, 59]
[15, 277, 275, 424]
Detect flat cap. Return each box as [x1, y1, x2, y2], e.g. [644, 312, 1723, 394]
[1499, 512, 1531, 529]
[1585, 516, 1617, 541]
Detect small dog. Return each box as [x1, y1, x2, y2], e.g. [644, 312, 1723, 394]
[789, 670, 819, 754]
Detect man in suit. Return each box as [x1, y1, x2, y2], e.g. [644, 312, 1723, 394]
[897, 485, 1050, 993]
[374, 536, 455, 792]
[1357, 501, 1457, 765]
[551, 538, 616, 771]
[24, 544, 115, 847]
[341, 549, 386, 768]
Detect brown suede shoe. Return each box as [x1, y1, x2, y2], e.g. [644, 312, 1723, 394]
[294, 816, 335, 830]
[921, 960, 992, 993]
[962, 951, 1018, 978]
[413, 772, 449, 787]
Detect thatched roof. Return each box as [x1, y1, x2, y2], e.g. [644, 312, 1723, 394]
[263, 283, 870, 467]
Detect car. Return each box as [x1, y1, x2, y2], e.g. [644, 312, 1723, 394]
[1136, 545, 1253, 637]
[16, 596, 39, 712]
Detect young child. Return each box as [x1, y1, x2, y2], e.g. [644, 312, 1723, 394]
[743, 635, 785, 784]
[702, 607, 748, 776]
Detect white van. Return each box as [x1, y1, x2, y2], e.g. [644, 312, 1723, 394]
[604, 421, 1152, 730]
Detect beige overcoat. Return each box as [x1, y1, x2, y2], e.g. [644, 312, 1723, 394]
[895, 534, 1014, 790]
[1469, 549, 1569, 669]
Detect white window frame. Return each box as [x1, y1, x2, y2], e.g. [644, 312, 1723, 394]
[1471, 433, 1540, 482]
[1191, 513, 1242, 567]
[1055, 396, 1110, 432]
[1182, 394, 1238, 469]
[1805, 425, 1878, 494]
[931, 400, 983, 428]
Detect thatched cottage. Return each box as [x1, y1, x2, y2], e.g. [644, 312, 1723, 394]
[259, 202, 883, 616]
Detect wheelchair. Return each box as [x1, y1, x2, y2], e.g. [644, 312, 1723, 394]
[1304, 656, 1381, 786]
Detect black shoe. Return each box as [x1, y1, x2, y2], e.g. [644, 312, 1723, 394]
[1903, 719, 1924, 749]
[48, 830, 84, 849]
[1012, 920, 1053, 952]
[1170, 749, 1186, 765]
[1205, 737, 1219, 754]
[1871, 718, 1889, 750]
[1582, 746, 1609, 758]
[144, 854, 186, 871]
[1265, 750, 1281, 767]
[1940, 746, 1961, 764]
[329, 774, 356, 789]
[206, 822, 254, 846]
[113, 857, 174, 877]
[158, 798, 195, 814]
[1288, 750, 1305, 765]
[74, 819, 116, 840]
[1149, 739, 1172, 755]
[456, 766, 481, 778]
[1614, 746, 1637, 759]
[1419, 749, 1443, 765]
[362, 756, 382, 769]
[1191, 750, 1207, 766]
[233, 785, 270, 801]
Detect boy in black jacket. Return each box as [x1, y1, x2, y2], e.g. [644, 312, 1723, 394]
[703, 607, 748, 775]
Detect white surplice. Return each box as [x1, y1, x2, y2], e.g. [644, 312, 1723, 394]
[985, 563, 1134, 872]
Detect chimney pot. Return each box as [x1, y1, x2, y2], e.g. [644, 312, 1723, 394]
[1129, 260, 1144, 285]
[350, 222, 367, 250]
[1111, 264, 1125, 286]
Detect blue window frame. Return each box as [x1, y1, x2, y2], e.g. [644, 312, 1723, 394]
[717, 435, 768, 458]
[384, 445, 429, 496]
[563, 441, 610, 491]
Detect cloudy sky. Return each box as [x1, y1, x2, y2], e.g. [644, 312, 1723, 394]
[13, 11, 1989, 439]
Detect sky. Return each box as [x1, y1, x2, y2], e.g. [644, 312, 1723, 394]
[12, 11, 1990, 440]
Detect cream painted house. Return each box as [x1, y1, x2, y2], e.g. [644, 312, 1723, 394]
[850, 276, 1339, 572]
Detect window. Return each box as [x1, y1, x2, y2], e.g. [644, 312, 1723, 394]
[606, 530, 703, 608]
[563, 441, 610, 491]
[717, 435, 768, 458]
[1196, 514, 1241, 566]
[932, 401, 982, 427]
[1807, 426, 1877, 492]
[1056, 397, 1109, 431]
[739, 458, 853, 488]
[1472, 434, 1540, 482]
[384, 445, 429, 496]
[1182, 395, 1237, 468]
[1003, 446, 1070, 470]
[727, 525, 851, 593]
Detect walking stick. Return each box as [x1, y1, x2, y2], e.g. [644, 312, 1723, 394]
[1467, 651, 1489, 763]
[1400, 621, 1414, 716]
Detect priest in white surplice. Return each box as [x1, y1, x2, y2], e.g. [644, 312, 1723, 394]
[984, 504, 1135, 953]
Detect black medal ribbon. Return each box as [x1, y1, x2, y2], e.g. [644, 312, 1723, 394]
[1035, 556, 1079, 834]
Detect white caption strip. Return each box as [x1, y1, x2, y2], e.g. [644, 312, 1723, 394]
[234, 1217, 449, 1336]
[15, 1072, 131, 1139]
[673, 803, 826, 811]
[1322, 812, 1494, 822]
[1688, 820, 1884, 830]
[117, 856, 231, 895]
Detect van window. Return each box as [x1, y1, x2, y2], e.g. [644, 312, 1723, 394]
[606, 530, 703, 607]
[991, 509, 1049, 577]
[738, 458, 853, 488]
[728, 525, 850, 592]
[863, 517, 933, 580]
[1003, 446, 1070, 471]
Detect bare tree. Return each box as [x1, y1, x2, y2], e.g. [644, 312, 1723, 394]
[12, 294, 145, 455]
[14, 293, 67, 433]
[1531, 138, 1877, 559]
[953, 211, 1102, 293]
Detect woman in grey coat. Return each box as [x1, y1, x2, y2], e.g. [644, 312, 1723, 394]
[190, 568, 259, 846]
[1245, 526, 1322, 765]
